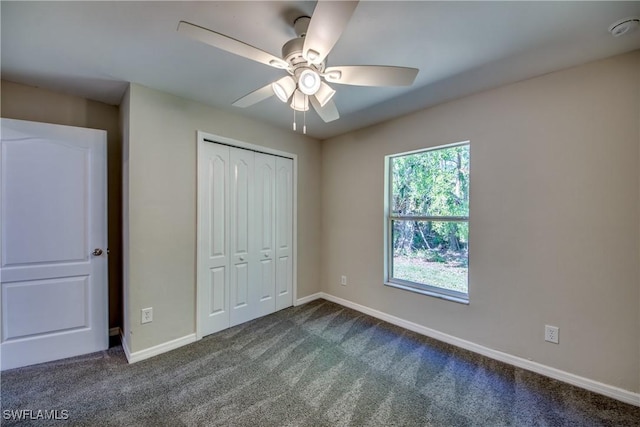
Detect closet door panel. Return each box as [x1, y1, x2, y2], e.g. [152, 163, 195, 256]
[197, 143, 230, 336]
[275, 157, 293, 310]
[229, 147, 254, 326]
[209, 267, 226, 315]
[254, 153, 276, 316]
[232, 263, 249, 307]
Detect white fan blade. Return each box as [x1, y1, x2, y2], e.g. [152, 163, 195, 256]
[303, 1, 359, 65]
[232, 83, 275, 108]
[310, 96, 340, 122]
[324, 65, 419, 86]
[177, 21, 289, 70]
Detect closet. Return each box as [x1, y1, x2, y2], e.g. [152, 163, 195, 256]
[197, 138, 293, 337]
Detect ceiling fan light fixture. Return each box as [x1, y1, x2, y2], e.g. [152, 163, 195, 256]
[178, 2, 419, 129]
[315, 82, 336, 107]
[272, 76, 296, 102]
[298, 69, 321, 95]
[290, 90, 309, 111]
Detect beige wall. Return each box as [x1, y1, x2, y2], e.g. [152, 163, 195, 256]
[124, 84, 322, 352]
[1, 80, 123, 331]
[321, 51, 640, 393]
[5, 51, 637, 394]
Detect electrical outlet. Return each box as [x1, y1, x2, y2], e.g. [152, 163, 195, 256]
[341, 275, 347, 286]
[141, 307, 153, 324]
[545, 325, 559, 344]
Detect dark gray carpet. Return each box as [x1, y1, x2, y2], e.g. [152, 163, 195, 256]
[2, 299, 639, 426]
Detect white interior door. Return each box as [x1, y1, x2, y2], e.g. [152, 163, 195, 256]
[0, 118, 108, 370]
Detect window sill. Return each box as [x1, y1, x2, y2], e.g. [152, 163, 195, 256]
[384, 281, 469, 305]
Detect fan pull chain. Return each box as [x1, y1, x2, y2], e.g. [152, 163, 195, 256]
[303, 95, 307, 135]
[292, 94, 297, 131]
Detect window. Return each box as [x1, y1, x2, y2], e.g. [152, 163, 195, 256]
[385, 142, 470, 303]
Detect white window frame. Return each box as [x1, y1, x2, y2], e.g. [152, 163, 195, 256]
[383, 141, 470, 304]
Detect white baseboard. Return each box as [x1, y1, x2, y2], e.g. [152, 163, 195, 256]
[119, 291, 323, 364]
[120, 330, 132, 362]
[109, 327, 120, 337]
[307, 292, 639, 407]
[121, 333, 197, 364]
[119, 292, 316, 365]
[295, 292, 323, 306]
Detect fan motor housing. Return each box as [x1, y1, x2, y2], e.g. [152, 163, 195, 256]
[282, 37, 325, 74]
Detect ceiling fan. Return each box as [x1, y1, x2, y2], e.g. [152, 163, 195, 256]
[177, 1, 419, 132]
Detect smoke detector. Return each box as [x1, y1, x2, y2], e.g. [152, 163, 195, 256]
[608, 16, 640, 37]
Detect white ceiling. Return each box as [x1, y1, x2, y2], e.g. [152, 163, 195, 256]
[2, 1, 639, 139]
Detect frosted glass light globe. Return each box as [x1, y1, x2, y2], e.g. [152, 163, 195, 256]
[298, 69, 321, 96]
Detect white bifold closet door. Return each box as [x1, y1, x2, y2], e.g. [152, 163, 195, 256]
[198, 141, 293, 337]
